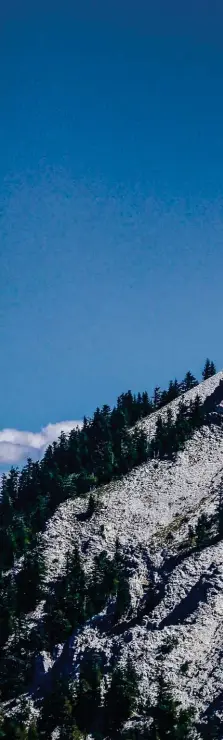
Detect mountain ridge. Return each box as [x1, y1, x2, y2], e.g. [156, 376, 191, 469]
[2, 367, 223, 738]
[32, 371, 223, 730]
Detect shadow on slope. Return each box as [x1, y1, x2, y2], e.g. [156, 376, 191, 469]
[159, 564, 223, 629]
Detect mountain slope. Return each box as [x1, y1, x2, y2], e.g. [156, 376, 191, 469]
[3, 370, 223, 738]
[42, 371, 223, 581]
[28, 371, 223, 731]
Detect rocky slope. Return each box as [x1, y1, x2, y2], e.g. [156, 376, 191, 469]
[26, 371, 223, 732]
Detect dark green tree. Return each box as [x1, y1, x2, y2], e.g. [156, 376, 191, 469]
[114, 574, 131, 622]
[75, 651, 102, 734]
[141, 391, 153, 418]
[16, 544, 45, 614]
[104, 659, 138, 734]
[195, 513, 211, 548]
[164, 408, 175, 458]
[44, 546, 85, 648]
[27, 723, 40, 740]
[38, 678, 74, 738]
[175, 400, 191, 449]
[181, 371, 198, 392]
[167, 379, 180, 403]
[149, 676, 194, 739]
[86, 492, 96, 518]
[0, 573, 17, 647]
[87, 550, 117, 616]
[152, 416, 164, 458]
[202, 359, 216, 381]
[189, 395, 204, 428]
[153, 387, 161, 409]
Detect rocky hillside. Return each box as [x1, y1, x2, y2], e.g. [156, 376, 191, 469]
[2, 369, 223, 739]
[29, 371, 223, 733]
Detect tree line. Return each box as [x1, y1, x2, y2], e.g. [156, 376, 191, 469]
[0, 359, 217, 576]
[0, 662, 197, 739]
[0, 540, 131, 702]
[1, 660, 220, 739]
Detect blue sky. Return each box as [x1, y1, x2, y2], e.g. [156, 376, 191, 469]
[1, 1, 223, 466]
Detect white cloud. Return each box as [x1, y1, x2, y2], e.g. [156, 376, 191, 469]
[0, 420, 82, 465]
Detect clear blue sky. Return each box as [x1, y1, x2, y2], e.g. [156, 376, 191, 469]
[1, 0, 223, 434]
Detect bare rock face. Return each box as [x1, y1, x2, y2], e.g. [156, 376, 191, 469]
[24, 371, 223, 731]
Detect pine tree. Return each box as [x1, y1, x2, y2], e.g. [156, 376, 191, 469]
[189, 395, 204, 429]
[27, 723, 40, 739]
[66, 429, 81, 475]
[117, 390, 136, 426]
[114, 574, 131, 622]
[16, 544, 45, 614]
[150, 676, 194, 739]
[164, 408, 175, 458]
[65, 546, 86, 627]
[175, 400, 190, 449]
[167, 379, 180, 403]
[202, 359, 216, 381]
[0, 573, 17, 647]
[1, 473, 13, 528]
[132, 428, 149, 465]
[174, 706, 195, 739]
[153, 387, 161, 409]
[152, 416, 164, 458]
[75, 652, 102, 734]
[5, 467, 19, 508]
[195, 513, 210, 548]
[210, 360, 217, 376]
[44, 604, 71, 648]
[87, 550, 117, 616]
[181, 371, 198, 392]
[38, 678, 74, 738]
[141, 391, 153, 418]
[86, 492, 96, 518]
[55, 431, 69, 475]
[104, 659, 138, 734]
